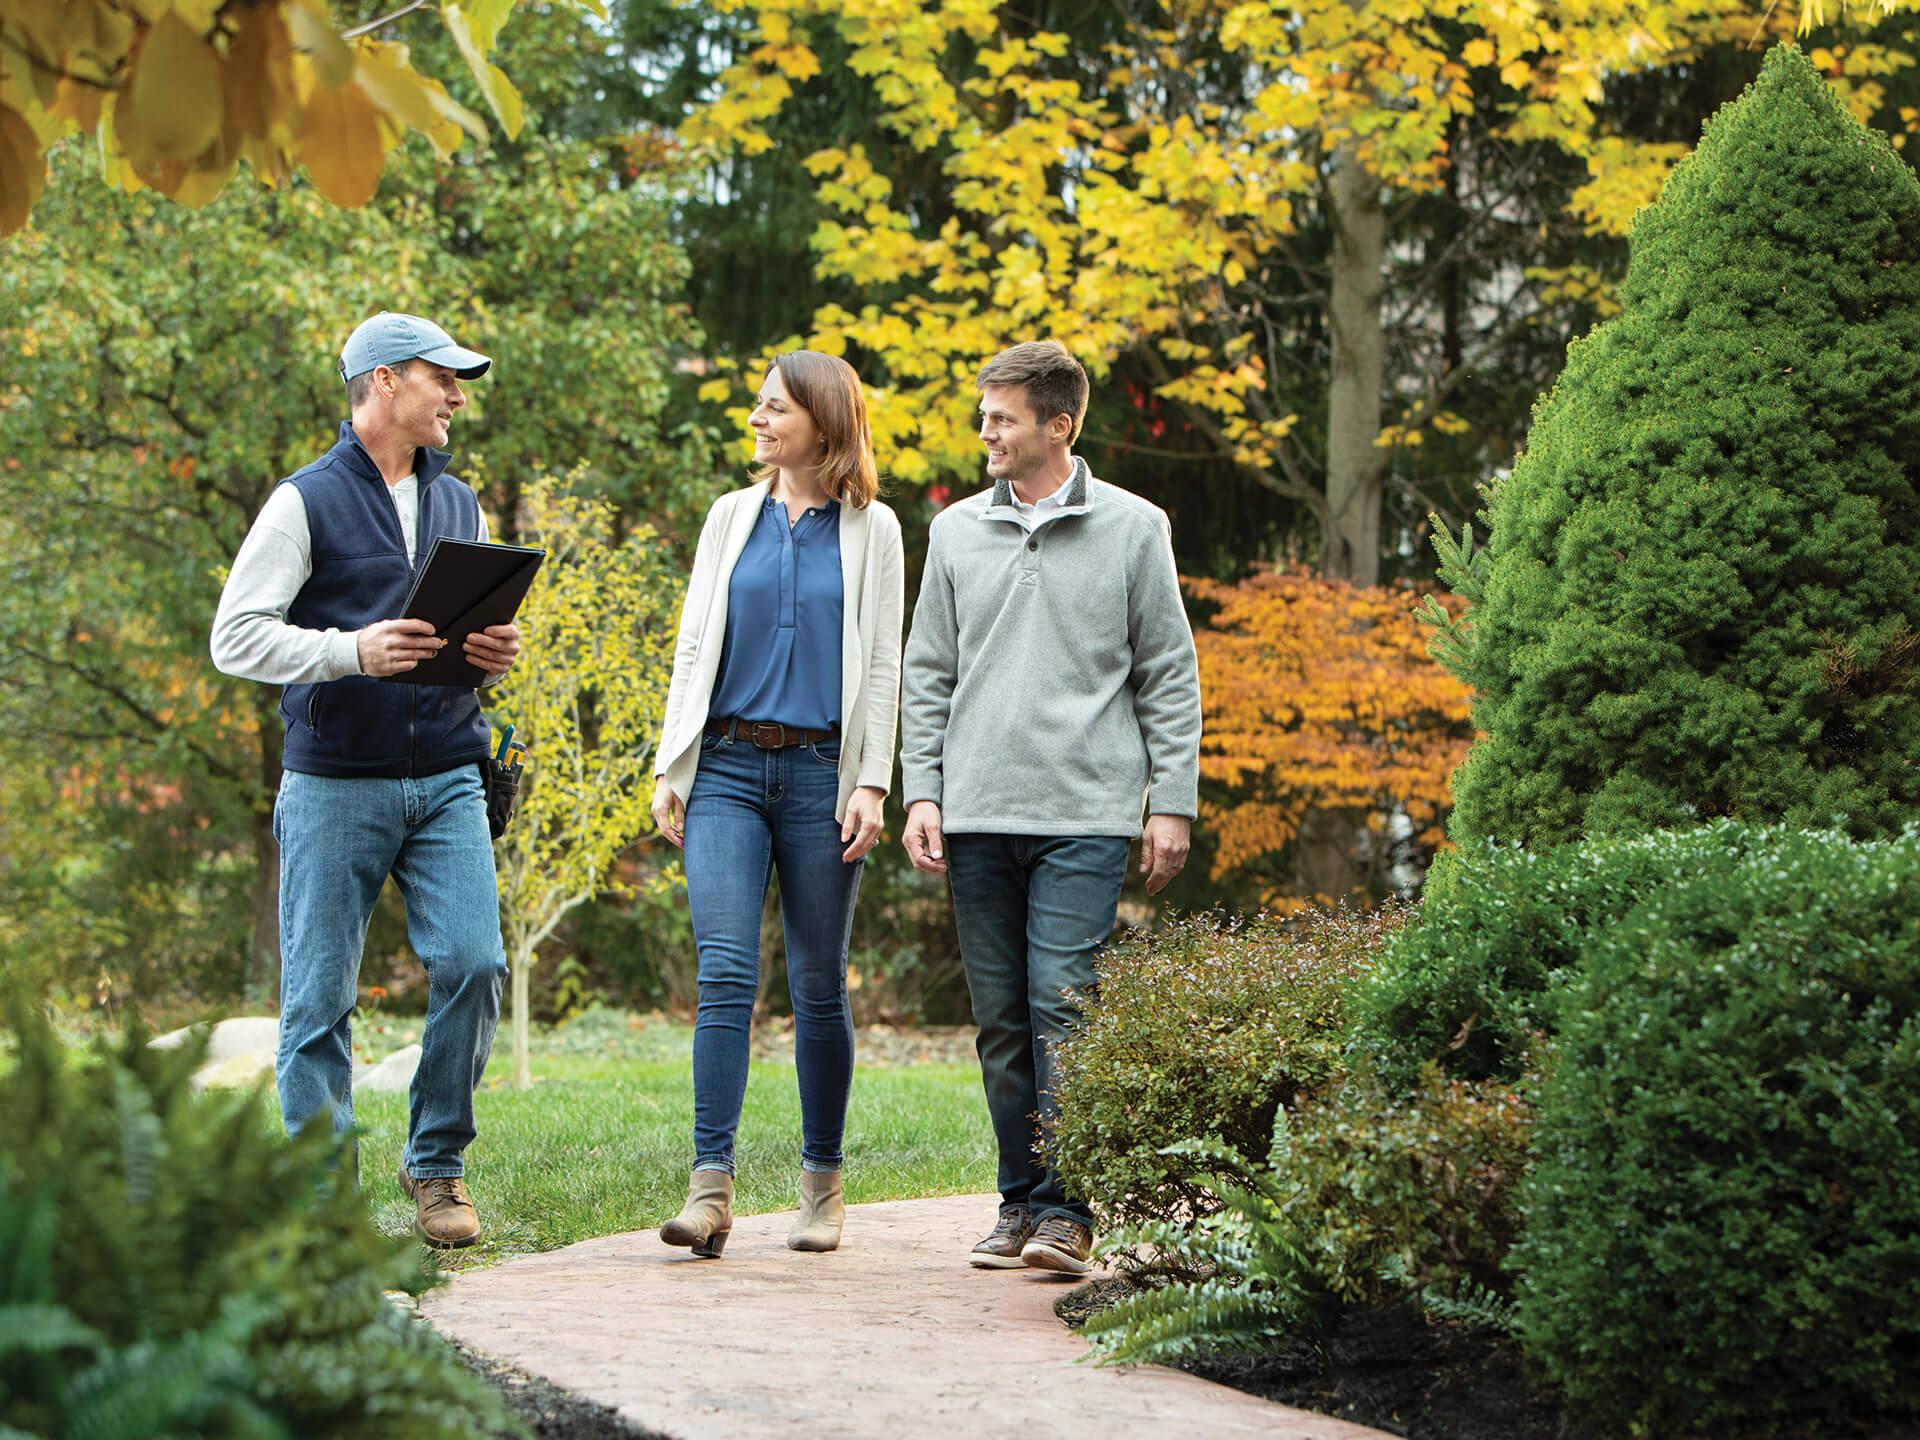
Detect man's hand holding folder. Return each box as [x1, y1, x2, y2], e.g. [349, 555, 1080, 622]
[359, 618, 442, 676]
[375, 538, 544, 688]
[357, 619, 521, 678]
[463, 622, 521, 676]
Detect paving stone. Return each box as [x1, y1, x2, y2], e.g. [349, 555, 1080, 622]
[424, 1192, 1388, 1440]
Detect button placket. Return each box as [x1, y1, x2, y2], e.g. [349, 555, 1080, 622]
[778, 513, 797, 629]
[1019, 528, 1042, 582]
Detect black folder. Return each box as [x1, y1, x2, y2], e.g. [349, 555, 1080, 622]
[379, 537, 546, 688]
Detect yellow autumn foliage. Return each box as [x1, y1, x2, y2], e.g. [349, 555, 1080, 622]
[0, 0, 596, 233]
[489, 476, 684, 1089]
[682, 0, 1911, 501]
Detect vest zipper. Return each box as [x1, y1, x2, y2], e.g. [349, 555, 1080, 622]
[406, 481, 423, 776]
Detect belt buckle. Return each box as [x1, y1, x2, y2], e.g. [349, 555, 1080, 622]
[750, 721, 788, 749]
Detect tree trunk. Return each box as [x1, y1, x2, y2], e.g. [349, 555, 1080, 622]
[512, 944, 535, 1090]
[1325, 139, 1387, 586]
[249, 713, 282, 1002]
[1292, 806, 1363, 906]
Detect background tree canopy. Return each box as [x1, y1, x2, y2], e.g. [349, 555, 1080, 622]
[5, 0, 1920, 1015]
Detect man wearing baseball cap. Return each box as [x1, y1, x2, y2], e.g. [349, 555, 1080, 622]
[211, 312, 519, 1248]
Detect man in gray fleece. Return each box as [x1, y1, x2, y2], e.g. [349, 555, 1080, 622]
[901, 340, 1202, 1273]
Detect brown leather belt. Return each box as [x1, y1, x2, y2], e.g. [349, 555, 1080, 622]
[705, 717, 838, 749]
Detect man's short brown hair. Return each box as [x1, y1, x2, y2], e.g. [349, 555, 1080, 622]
[345, 358, 411, 409]
[976, 341, 1089, 444]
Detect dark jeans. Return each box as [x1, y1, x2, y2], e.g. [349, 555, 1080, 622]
[946, 833, 1129, 1228]
[681, 731, 864, 1175]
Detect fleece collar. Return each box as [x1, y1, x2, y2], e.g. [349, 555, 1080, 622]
[982, 455, 1091, 523]
[333, 419, 454, 488]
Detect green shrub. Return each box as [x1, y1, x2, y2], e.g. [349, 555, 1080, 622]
[0, 1004, 520, 1439]
[1278, 1065, 1533, 1304]
[1425, 43, 1920, 850]
[1047, 906, 1402, 1255]
[1513, 826, 1920, 1436]
[1351, 821, 1773, 1086]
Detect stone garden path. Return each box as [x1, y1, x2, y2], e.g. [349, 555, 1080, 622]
[423, 1192, 1388, 1440]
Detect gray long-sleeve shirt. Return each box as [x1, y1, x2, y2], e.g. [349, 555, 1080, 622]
[900, 459, 1202, 836]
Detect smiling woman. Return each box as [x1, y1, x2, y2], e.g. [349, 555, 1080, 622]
[747, 364, 823, 479]
[648, 349, 906, 1260]
[749, 351, 882, 512]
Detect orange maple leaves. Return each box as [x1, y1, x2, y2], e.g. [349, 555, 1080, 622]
[1191, 565, 1474, 904]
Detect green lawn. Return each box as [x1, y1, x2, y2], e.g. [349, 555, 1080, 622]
[337, 1015, 998, 1265]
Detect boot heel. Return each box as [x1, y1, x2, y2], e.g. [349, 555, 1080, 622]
[660, 1169, 734, 1255]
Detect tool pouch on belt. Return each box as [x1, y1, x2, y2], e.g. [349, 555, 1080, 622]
[481, 757, 520, 840]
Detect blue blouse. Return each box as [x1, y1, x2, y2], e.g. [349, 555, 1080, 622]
[709, 495, 843, 730]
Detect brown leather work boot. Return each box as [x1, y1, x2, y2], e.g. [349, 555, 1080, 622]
[1020, 1215, 1094, 1274]
[968, 1206, 1034, 1269]
[399, 1168, 481, 1249]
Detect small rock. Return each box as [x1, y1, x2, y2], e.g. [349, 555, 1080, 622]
[150, 1016, 280, 1064]
[360, 1044, 422, 1093]
[150, 1017, 281, 1092]
[192, 1050, 275, 1092]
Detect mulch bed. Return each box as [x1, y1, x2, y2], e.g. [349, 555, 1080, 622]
[1056, 1279, 1583, 1440]
[1057, 1281, 1920, 1440]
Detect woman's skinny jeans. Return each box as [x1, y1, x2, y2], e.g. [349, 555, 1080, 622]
[681, 731, 863, 1175]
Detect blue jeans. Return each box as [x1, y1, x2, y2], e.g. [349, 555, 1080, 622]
[946, 834, 1129, 1228]
[273, 766, 505, 1178]
[681, 732, 864, 1175]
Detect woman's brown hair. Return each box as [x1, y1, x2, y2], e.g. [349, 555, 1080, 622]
[751, 350, 881, 509]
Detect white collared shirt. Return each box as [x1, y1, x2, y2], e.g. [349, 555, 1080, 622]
[1008, 471, 1077, 532]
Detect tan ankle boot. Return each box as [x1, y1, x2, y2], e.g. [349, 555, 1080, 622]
[787, 1169, 844, 1252]
[660, 1169, 733, 1257]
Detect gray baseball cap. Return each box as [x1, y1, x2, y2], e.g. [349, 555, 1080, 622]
[338, 311, 491, 382]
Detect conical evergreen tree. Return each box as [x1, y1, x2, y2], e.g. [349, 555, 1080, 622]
[1434, 44, 1920, 847]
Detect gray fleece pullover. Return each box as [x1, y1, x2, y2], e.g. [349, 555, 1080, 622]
[900, 458, 1202, 836]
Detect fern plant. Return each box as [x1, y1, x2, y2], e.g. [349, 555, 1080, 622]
[0, 1000, 524, 1439]
[1419, 1277, 1519, 1336]
[1079, 1137, 1332, 1367]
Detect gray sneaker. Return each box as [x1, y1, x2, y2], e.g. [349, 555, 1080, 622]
[968, 1207, 1034, 1268]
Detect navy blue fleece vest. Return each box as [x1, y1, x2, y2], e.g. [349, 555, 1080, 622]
[278, 422, 491, 778]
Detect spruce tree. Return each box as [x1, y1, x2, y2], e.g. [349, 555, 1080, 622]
[1431, 44, 1920, 847]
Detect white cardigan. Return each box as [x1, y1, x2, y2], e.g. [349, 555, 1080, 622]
[653, 480, 906, 824]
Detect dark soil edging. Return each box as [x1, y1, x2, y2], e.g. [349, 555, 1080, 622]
[1056, 1279, 1585, 1440]
[452, 1338, 674, 1440]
